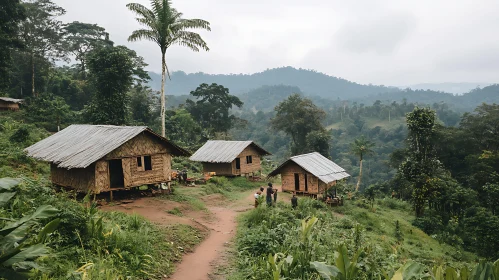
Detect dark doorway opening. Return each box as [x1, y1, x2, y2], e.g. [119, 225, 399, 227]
[235, 158, 241, 170]
[294, 173, 300, 191]
[109, 159, 124, 188]
[305, 173, 308, 192]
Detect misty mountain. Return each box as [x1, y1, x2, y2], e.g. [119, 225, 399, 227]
[238, 84, 499, 113]
[355, 84, 499, 111]
[404, 83, 492, 95]
[147, 67, 398, 99]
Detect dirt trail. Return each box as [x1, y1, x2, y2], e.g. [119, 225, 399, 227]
[169, 206, 237, 280]
[100, 186, 285, 280]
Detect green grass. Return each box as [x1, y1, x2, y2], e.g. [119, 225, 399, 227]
[160, 189, 207, 211]
[338, 198, 476, 264]
[167, 207, 183, 216]
[229, 196, 479, 279]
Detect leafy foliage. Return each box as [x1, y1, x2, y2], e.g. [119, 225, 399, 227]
[186, 83, 243, 136]
[271, 93, 329, 155]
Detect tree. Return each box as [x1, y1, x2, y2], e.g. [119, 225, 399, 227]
[83, 46, 144, 125]
[130, 85, 155, 125]
[350, 136, 375, 192]
[18, 0, 66, 96]
[127, 0, 211, 137]
[0, 0, 25, 90]
[399, 107, 441, 217]
[24, 93, 72, 131]
[62, 21, 113, 79]
[185, 83, 243, 137]
[271, 94, 327, 155]
[305, 130, 331, 158]
[165, 108, 204, 149]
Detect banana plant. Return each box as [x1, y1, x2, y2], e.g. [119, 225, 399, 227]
[267, 253, 293, 280]
[310, 244, 363, 280]
[0, 178, 60, 279]
[431, 259, 499, 280]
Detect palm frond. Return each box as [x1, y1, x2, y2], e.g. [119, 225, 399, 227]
[174, 18, 211, 31]
[126, 3, 155, 21]
[128, 29, 159, 44]
[171, 31, 209, 52]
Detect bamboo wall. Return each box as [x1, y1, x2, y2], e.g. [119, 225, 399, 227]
[231, 146, 262, 175]
[203, 162, 233, 175]
[105, 133, 170, 158]
[50, 163, 95, 192]
[0, 100, 20, 111]
[50, 133, 175, 193]
[279, 162, 325, 194]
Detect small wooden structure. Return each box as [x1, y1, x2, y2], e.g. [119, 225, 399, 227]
[25, 125, 190, 193]
[190, 140, 271, 176]
[268, 152, 350, 197]
[0, 97, 23, 111]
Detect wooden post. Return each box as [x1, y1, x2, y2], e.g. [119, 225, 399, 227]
[109, 190, 113, 202]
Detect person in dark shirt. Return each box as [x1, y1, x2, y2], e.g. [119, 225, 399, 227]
[181, 166, 188, 185]
[291, 194, 298, 209]
[266, 183, 274, 206]
[273, 188, 278, 204]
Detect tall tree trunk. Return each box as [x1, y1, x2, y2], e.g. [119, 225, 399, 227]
[31, 52, 36, 97]
[160, 54, 166, 137]
[356, 159, 363, 192]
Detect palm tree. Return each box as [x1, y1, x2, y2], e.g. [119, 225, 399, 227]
[127, 0, 210, 137]
[350, 136, 375, 192]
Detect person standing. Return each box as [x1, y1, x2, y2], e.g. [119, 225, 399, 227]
[266, 183, 274, 206]
[273, 188, 278, 204]
[291, 193, 298, 209]
[181, 166, 188, 185]
[254, 189, 262, 208]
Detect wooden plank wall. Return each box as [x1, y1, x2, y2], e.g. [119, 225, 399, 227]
[128, 154, 168, 186]
[203, 162, 233, 175]
[279, 162, 322, 194]
[0, 101, 20, 111]
[231, 146, 262, 175]
[50, 163, 95, 192]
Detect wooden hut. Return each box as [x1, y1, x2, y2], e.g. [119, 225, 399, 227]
[268, 152, 350, 196]
[190, 140, 271, 176]
[25, 125, 190, 193]
[0, 97, 23, 111]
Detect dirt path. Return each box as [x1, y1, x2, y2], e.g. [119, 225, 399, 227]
[100, 186, 285, 280]
[169, 206, 237, 280]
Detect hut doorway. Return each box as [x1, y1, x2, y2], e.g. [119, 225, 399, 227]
[109, 159, 124, 188]
[294, 173, 300, 191]
[304, 173, 308, 192]
[235, 158, 241, 170]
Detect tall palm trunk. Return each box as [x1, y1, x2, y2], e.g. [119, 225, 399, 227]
[31, 52, 36, 97]
[160, 53, 166, 137]
[356, 158, 363, 192]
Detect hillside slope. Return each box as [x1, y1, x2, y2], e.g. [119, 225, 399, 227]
[148, 67, 398, 99]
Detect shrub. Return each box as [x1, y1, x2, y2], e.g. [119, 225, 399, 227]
[412, 212, 443, 235]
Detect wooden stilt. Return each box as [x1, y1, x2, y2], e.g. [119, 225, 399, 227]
[109, 190, 113, 202]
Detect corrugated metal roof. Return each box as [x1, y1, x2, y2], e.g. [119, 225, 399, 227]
[0, 97, 23, 103]
[269, 152, 350, 184]
[190, 140, 271, 163]
[25, 124, 190, 169]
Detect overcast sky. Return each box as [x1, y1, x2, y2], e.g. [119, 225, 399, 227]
[53, 0, 499, 86]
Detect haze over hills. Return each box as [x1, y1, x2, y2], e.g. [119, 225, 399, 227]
[404, 83, 493, 95]
[148, 66, 498, 112]
[148, 67, 399, 99]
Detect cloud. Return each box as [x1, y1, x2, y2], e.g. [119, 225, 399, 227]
[437, 46, 499, 72]
[52, 0, 499, 85]
[334, 12, 417, 55]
